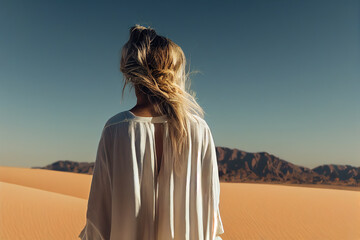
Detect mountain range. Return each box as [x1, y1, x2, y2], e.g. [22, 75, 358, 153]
[32, 146, 359, 187]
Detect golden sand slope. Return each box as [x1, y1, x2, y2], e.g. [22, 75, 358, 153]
[0, 166, 359, 240]
[0, 181, 86, 240]
[219, 183, 360, 240]
[0, 166, 90, 199]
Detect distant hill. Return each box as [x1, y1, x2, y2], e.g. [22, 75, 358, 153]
[215, 147, 359, 187]
[32, 146, 360, 187]
[312, 164, 360, 182]
[32, 160, 95, 174]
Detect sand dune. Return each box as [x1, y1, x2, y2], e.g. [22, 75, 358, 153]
[0, 181, 86, 240]
[0, 166, 359, 240]
[219, 183, 360, 240]
[0, 166, 90, 199]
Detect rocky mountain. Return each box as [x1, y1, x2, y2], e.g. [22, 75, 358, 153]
[312, 164, 360, 182]
[32, 160, 95, 174]
[32, 147, 360, 187]
[215, 147, 359, 186]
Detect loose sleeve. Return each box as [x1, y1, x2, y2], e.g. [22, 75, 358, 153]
[203, 125, 225, 240]
[78, 128, 112, 240]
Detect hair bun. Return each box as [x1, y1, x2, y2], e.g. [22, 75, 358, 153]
[129, 24, 157, 44]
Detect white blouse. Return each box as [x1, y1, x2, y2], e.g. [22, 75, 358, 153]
[78, 110, 224, 240]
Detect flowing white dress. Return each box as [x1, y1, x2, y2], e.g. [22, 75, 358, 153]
[78, 110, 224, 240]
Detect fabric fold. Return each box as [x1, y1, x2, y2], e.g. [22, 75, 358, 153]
[78, 111, 224, 239]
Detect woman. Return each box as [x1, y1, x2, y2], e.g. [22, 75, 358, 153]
[78, 24, 224, 240]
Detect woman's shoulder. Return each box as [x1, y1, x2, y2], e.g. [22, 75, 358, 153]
[188, 113, 210, 129]
[103, 111, 132, 129]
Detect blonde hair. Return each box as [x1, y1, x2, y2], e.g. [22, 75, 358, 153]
[120, 24, 204, 173]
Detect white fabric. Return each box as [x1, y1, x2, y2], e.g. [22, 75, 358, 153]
[78, 110, 224, 240]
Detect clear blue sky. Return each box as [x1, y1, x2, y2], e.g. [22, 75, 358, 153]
[1, 0, 359, 169]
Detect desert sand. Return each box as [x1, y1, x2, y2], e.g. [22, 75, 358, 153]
[0, 166, 359, 240]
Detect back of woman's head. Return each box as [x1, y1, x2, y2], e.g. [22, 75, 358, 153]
[120, 24, 204, 170]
